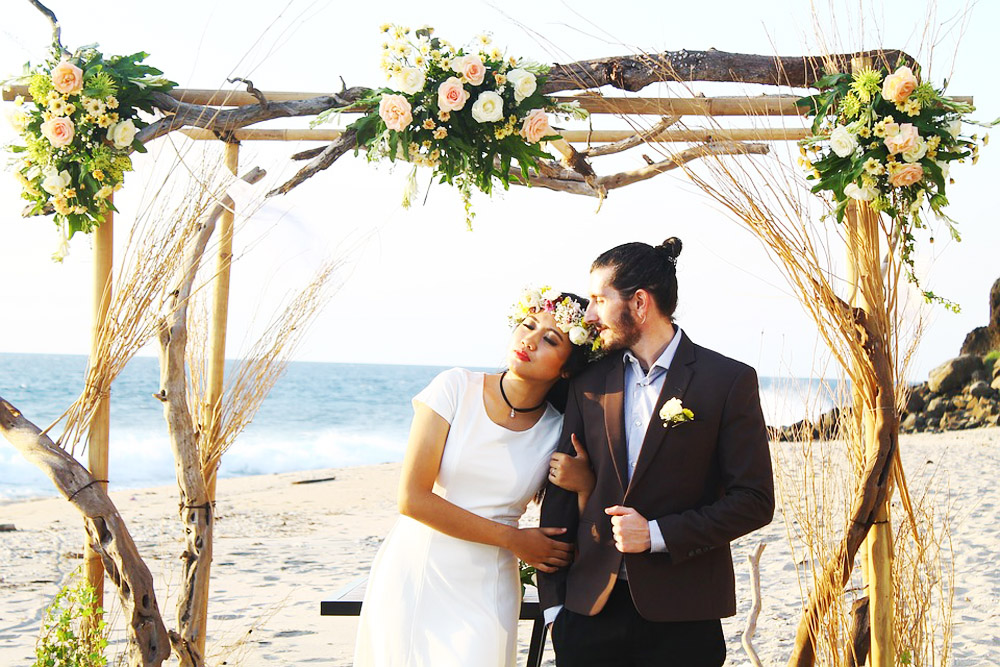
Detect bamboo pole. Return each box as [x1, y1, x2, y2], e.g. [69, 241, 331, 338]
[193, 141, 239, 658]
[2, 84, 972, 113]
[178, 127, 810, 143]
[1, 84, 974, 113]
[848, 56, 894, 667]
[84, 202, 113, 621]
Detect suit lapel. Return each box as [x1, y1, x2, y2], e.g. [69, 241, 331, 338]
[627, 333, 696, 493]
[602, 355, 629, 492]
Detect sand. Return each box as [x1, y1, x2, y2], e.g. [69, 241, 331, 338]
[1, 428, 998, 666]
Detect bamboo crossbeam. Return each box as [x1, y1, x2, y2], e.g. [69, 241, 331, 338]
[179, 127, 810, 143]
[1, 85, 974, 116]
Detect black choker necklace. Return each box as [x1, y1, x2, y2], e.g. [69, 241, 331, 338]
[498, 371, 545, 418]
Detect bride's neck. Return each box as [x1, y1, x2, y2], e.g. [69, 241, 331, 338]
[500, 371, 553, 409]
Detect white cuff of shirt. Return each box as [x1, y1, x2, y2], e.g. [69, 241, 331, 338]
[543, 605, 563, 626]
[649, 520, 667, 553]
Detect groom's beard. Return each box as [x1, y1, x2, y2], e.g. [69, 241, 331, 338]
[602, 308, 641, 352]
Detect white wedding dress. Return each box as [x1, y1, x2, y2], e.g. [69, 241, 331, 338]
[353, 368, 561, 667]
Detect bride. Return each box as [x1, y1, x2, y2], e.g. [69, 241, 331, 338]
[353, 287, 600, 667]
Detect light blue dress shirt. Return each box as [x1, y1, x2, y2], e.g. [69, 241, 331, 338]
[621, 326, 683, 554]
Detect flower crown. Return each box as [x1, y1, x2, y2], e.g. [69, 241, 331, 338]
[508, 286, 604, 360]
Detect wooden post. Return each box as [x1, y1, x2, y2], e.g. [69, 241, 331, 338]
[844, 200, 875, 602]
[85, 204, 113, 615]
[858, 204, 894, 667]
[194, 140, 239, 656]
[848, 56, 894, 667]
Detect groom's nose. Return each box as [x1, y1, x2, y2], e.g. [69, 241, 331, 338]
[583, 301, 599, 324]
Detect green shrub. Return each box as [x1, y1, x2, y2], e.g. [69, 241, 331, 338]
[33, 576, 108, 667]
[984, 349, 999, 374]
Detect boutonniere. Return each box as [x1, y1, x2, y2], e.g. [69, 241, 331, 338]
[659, 397, 694, 428]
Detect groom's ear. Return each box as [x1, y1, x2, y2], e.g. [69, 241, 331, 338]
[633, 288, 650, 318]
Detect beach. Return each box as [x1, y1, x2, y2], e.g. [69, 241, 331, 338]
[1, 427, 998, 666]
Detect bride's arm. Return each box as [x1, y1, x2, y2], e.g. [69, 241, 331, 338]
[398, 403, 573, 572]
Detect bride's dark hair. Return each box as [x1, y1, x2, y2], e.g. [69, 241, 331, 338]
[544, 291, 592, 413]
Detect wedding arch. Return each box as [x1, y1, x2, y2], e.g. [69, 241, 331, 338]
[0, 3, 982, 666]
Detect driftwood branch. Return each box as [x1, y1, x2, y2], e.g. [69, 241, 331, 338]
[0, 397, 170, 667]
[847, 597, 871, 667]
[157, 166, 264, 667]
[787, 306, 898, 667]
[599, 141, 769, 190]
[135, 88, 370, 145]
[742, 542, 767, 667]
[28, 0, 67, 56]
[541, 49, 916, 93]
[266, 130, 358, 197]
[226, 77, 267, 109]
[581, 115, 681, 157]
[499, 141, 769, 198]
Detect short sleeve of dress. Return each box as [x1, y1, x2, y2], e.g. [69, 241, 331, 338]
[412, 367, 467, 424]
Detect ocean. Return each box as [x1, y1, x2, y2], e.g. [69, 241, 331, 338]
[0, 353, 839, 501]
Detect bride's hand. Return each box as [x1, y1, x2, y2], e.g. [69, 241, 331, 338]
[508, 527, 573, 573]
[548, 434, 594, 495]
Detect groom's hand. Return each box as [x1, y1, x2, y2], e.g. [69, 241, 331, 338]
[604, 506, 651, 553]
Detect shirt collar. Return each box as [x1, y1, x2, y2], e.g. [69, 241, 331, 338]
[623, 326, 683, 376]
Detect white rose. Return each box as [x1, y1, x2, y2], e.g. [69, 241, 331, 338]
[568, 326, 589, 346]
[844, 183, 875, 201]
[41, 166, 72, 195]
[4, 108, 29, 133]
[393, 67, 426, 95]
[506, 68, 537, 103]
[948, 119, 962, 139]
[901, 136, 928, 164]
[107, 119, 138, 149]
[471, 91, 504, 123]
[659, 397, 683, 422]
[829, 125, 858, 158]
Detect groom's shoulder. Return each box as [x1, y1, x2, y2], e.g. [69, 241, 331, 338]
[692, 340, 757, 380]
[572, 351, 620, 387]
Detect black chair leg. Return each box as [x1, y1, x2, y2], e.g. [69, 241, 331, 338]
[525, 617, 547, 667]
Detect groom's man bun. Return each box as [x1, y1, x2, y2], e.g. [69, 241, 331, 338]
[657, 237, 683, 263]
[592, 237, 683, 318]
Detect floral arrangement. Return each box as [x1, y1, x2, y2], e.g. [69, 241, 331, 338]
[796, 63, 989, 309]
[315, 25, 586, 228]
[5, 43, 175, 253]
[508, 286, 603, 360]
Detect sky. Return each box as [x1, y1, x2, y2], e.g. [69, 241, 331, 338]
[1, 0, 997, 382]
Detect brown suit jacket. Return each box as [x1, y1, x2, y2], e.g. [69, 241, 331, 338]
[538, 331, 774, 622]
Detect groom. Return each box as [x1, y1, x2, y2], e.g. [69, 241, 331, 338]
[539, 238, 775, 666]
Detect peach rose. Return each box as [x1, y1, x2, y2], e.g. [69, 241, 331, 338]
[882, 66, 917, 104]
[888, 162, 924, 187]
[520, 109, 554, 143]
[51, 60, 84, 95]
[437, 77, 470, 112]
[378, 94, 413, 132]
[883, 122, 919, 155]
[40, 116, 75, 148]
[451, 54, 485, 86]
